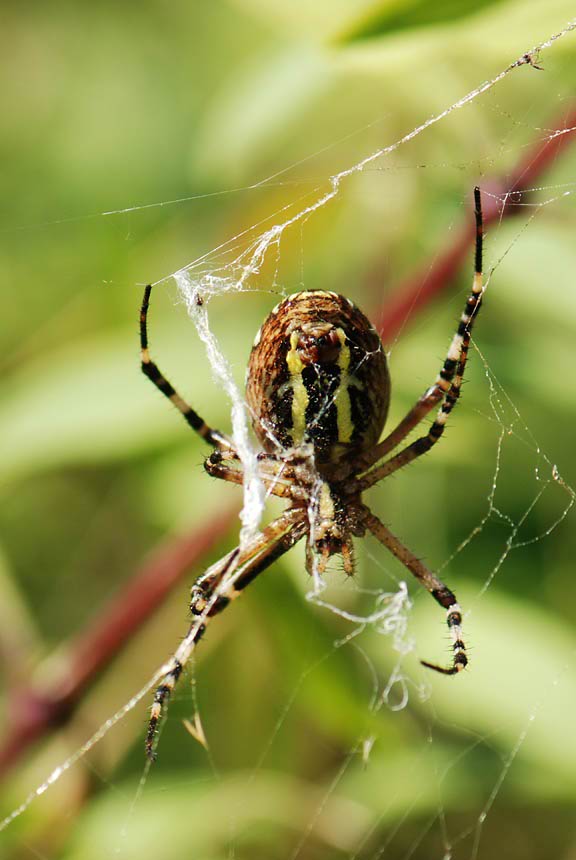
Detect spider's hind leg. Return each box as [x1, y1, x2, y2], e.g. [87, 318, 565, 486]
[355, 186, 485, 487]
[140, 285, 231, 449]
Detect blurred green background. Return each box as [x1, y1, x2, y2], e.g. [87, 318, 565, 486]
[1, 1, 576, 858]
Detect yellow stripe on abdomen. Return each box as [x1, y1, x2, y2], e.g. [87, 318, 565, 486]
[333, 329, 353, 445]
[286, 331, 309, 446]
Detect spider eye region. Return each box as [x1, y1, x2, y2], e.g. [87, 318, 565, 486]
[246, 291, 391, 466]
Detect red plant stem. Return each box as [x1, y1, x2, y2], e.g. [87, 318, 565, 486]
[376, 108, 576, 343]
[0, 505, 238, 777]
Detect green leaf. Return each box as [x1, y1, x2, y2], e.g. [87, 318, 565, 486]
[372, 584, 576, 789]
[341, 0, 508, 42]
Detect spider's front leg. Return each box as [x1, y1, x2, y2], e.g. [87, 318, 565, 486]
[363, 509, 467, 675]
[146, 508, 307, 760]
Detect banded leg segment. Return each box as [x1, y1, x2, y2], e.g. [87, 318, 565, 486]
[356, 187, 484, 492]
[140, 285, 230, 448]
[205, 449, 309, 501]
[146, 509, 307, 759]
[363, 509, 467, 675]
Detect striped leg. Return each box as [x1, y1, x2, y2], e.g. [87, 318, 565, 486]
[146, 509, 307, 759]
[205, 448, 309, 501]
[357, 187, 484, 493]
[363, 510, 467, 675]
[140, 285, 231, 449]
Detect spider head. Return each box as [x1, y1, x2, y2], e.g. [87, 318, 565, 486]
[306, 480, 359, 575]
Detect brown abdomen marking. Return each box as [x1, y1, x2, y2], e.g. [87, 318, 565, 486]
[246, 291, 390, 465]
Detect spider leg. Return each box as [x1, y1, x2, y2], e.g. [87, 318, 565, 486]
[362, 508, 467, 675]
[205, 449, 309, 501]
[146, 508, 307, 759]
[140, 285, 232, 449]
[353, 186, 484, 486]
[341, 538, 355, 576]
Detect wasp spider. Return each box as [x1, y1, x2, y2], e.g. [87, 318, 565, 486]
[140, 188, 484, 759]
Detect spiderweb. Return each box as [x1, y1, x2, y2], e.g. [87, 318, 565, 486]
[2, 14, 576, 860]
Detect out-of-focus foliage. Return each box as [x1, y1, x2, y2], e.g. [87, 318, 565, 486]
[1, 1, 576, 858]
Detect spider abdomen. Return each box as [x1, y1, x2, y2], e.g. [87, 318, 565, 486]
[246, 291, 390, 466]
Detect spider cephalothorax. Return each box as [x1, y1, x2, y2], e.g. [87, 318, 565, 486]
[140, 187, 484, 759]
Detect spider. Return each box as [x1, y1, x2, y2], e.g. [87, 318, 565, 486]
[140, 187, 484, 760]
